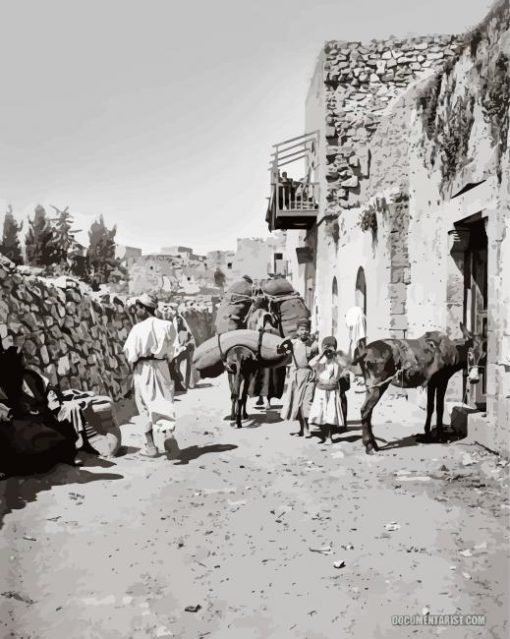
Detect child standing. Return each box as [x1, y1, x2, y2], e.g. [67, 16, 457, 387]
[309, 336, 349, 444]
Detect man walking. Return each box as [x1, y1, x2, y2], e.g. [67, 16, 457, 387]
[123, 294, 184, 458]
[280, 319, 319, 437]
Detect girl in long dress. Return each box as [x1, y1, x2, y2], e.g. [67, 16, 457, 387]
[309, 336, 349, 444]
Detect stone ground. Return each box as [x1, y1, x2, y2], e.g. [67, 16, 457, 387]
[0, 376, 509, 639]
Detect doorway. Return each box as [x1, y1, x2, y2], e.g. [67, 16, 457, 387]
[463, 218, 488, 407]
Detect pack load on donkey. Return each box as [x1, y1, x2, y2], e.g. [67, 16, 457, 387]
[195, 275, 309, 379]
[259, 277, 310, 338]
[193, 329, 291, 375]
[214, 278, 254, 334]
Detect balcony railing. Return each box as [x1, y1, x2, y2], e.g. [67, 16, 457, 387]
[265, 131, 320, 232]
[266, 180, 319, 231]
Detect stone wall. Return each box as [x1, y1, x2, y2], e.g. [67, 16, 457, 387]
[321, 34, 462, 212]
[1, 256, 133, 400]
[0, 256, 217, 401]
[405, 0, 510, 451]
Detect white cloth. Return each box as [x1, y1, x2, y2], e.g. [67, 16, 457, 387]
[123, 317, 179, 364]
[308, 356, 345, 427]
[123, 317, 179, 433]
[345, 306, 367, 347]
[133, 361, 176, 433]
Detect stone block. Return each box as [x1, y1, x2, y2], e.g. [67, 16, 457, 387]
[45, 364, 58, 386]
[57, 355, 70, 376]
[389, 314, 408, 331]
[341, 176, 359, 188]
[40, 345, 49, 365]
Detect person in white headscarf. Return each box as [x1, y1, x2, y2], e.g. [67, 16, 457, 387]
[123, 294, 185, 458]
[345, 306, 367, 359]
[345, 305, 367, 390]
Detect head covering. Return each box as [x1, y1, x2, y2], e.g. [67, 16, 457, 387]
[322, 336, 337, 350]
[136, 293, 158, 310]
[296, 319, 311, 330]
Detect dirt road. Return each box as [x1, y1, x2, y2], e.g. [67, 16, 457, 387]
[1, 377, 508, 639]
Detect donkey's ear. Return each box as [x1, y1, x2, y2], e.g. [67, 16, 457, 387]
[460, 323, 472, 340]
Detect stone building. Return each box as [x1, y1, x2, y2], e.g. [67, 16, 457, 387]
[268, 0, 509, 454]
[206, 249, 237, 289]
[232, 233, 288, 282]
[128, 253, 214, 296]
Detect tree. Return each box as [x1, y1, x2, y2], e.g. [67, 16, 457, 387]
[25, 205, 56, 267]
[0, 206, 23, 265]
[87, 215, 126, 285]
[50, 206, 80, 268]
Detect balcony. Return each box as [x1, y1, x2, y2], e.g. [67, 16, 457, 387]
[265, 132, 319, 232]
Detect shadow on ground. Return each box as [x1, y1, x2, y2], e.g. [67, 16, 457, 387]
[0, 464, 124, 529]
[174, 443, 238, 465]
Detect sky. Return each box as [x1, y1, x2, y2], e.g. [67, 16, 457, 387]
[0, 0, 493, 254]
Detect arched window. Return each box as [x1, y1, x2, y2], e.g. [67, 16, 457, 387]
[332, 276, 339, 336]
[355, 267, 367, 317]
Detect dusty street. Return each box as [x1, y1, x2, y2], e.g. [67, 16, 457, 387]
[1, 377, 508, 639]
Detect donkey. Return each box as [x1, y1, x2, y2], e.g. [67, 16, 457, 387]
[225, 346, 260, 428]
[245, 296, 285, 409]
[353, 323, 486, 454]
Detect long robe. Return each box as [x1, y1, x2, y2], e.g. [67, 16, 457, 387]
[280, 338, 318, 420]
[123, 317, 180, 433]
[308, 355, 345, 427]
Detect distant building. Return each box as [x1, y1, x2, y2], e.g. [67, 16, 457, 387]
[232, 233, 287, 281]
[206, 249, 236, 289]
[116, 245, 142, 265]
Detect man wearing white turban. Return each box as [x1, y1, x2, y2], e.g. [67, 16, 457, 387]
[123, 294, 184, 458]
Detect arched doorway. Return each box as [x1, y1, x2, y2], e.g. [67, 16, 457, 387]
[355, 267, 367, 317]
[332, 277, 339, 336]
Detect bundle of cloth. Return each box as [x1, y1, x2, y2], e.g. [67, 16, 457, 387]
[0, 345, 78, 475]
[0, 344, 121, 476]
[193, 329, 291, 378]
[214, 277, 255, 333]
[258, 277, 310, 339]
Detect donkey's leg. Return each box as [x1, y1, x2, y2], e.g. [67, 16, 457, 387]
[435, 376, 449, 433]
[236, 398, 243, 428]
[228, 373, 236, 422]
[340, 391, 348, 430]
[424, 382, 436, 435]
[361, 382, 389, 454]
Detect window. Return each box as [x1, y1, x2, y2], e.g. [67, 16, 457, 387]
[227, 263, 232, 270]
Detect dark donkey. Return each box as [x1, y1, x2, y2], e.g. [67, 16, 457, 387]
[225, 345, 260, 428]
[225, 297, 290, 428]
[353, 323, 485, 454]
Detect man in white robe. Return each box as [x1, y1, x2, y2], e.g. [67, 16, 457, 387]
[123, 294, 184, 458]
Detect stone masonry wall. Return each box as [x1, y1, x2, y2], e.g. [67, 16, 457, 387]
[0, 256, 216, 401]
[322, 34, 462, 213]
